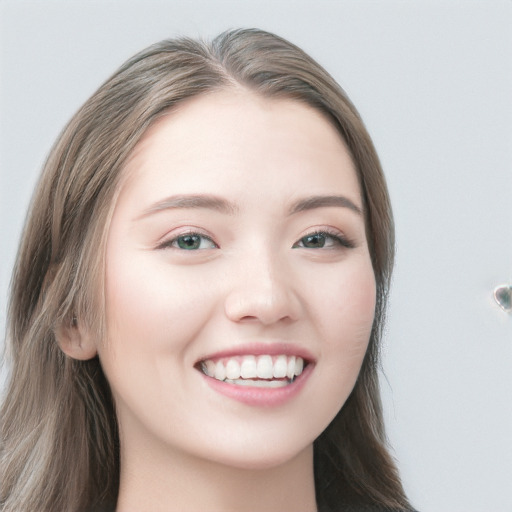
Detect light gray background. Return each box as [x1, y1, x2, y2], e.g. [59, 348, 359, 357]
[1, 1, 511, 511]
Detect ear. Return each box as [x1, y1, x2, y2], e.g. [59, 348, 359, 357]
[55, 317, 98, 360]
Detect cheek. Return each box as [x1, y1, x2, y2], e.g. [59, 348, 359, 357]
[99, 251, 218, 417]
[318, 261, 376, 338]
[311, 259, 376, 371]
[293, 260, 376, 435]
[342, 272, 376, 350]
[101, 250, 221, 385]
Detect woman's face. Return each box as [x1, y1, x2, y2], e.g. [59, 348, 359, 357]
[99, 90, 376, 470]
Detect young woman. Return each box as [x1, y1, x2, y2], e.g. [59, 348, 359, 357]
[1, 29, 414, 512]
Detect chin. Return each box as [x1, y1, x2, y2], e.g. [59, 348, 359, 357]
[194, 431, 316, 472]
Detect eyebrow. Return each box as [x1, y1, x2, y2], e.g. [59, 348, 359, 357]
[136, 193, 363, 220]
[136, 194, 238, 219]
[288, 195, 363, 216]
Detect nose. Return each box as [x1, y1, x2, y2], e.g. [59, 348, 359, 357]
[223, 251, 301, 326]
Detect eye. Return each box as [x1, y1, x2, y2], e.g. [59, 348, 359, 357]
[162, 232, 218, 250]
[293, 231, 354, 249]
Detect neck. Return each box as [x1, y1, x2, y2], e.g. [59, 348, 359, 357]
[115, 434, 317, 512]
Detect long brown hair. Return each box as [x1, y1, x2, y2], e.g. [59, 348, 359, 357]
[1, 29, 411, 511]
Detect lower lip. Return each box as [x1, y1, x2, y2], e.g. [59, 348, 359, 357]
[200, 363, 314, 407]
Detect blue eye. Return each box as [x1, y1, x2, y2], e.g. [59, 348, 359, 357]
[293, 231, 354, 249]
[168, 233, 217, 250]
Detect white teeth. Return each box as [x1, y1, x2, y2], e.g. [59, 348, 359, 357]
[256, 355, 273, 379]
[240, 355, 257, 379]
[225, 359, 241, 380]
[273, 355, 287, 378]
[287, 356, 296, 380]
[225, 378, 289, 388]
[200, 354, 306, 385]
[214, 360, 226, 381]
[205, 360, 216, 377]
[294, 356, 303, 376]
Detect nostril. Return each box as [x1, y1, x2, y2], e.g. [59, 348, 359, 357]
[238, 315, 259, 322]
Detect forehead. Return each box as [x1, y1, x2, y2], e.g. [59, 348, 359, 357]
[118, 89, 361, 210]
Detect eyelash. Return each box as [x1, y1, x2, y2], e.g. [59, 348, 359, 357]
[292, 230, 355, 250]
[158, 228, 355, 252]
[157, 231, 218, 251]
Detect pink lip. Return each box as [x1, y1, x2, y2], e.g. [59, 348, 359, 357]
[200, 362, 314, 407]
[197, 342, 315, 364]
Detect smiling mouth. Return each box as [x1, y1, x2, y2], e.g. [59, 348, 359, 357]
[197, 354, 307, 388]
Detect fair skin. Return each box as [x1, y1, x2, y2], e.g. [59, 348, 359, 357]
[63, 90, 376, 511]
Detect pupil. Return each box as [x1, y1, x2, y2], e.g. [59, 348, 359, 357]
[179, 235, 200, 249]
[305, 234, 324, 248]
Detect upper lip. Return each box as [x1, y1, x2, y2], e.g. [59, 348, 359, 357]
[195, 342, 316, 365]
